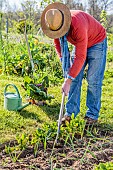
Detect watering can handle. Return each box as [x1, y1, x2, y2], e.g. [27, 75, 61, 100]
[4, 84, 21, 98]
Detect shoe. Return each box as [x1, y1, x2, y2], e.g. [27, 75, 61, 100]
[84, 116, 98, 126]
[61, 115, 71, 126]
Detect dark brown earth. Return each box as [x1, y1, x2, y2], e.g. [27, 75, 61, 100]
[0, 128, 113, 170]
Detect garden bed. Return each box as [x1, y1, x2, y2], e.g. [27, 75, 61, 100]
[0, 125, 113, 170]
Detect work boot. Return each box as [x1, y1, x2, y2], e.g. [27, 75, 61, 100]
[61, 115, 71, 126]
[84, 116, 98, 127]
[84, 116, 98, 135]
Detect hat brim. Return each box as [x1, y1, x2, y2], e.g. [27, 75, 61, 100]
[41, 2, 71, 39]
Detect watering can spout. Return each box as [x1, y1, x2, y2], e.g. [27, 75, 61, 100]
[17, 102, 31, 111]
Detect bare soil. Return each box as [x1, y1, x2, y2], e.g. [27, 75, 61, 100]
[0, 127, 113, 170]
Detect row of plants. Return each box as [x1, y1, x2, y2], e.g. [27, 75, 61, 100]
[4, 115, 86, 162]
[3, 113, 113, 169]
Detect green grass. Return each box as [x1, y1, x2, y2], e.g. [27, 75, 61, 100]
[0, 63, 113, 144]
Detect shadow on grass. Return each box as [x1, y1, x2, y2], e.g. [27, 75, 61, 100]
[19, 110, 43, 123]
[18, 102, 61, 122]
[39, 103, 61, 121]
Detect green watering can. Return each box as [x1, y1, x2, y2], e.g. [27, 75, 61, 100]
[4, 84, 30, 111]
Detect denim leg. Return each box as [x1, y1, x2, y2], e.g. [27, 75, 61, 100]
[86, 38, 107, 120]
[65, 63, 86, 117]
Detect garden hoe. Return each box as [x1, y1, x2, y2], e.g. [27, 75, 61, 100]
[51, 92, 65, 156]
[55, 92, 65, 144]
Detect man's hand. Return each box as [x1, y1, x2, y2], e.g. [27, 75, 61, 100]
[62, 78, 72, 96]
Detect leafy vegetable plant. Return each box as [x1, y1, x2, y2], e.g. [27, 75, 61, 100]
[23, 75, 54, 102]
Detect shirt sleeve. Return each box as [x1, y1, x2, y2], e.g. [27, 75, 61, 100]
[54, 39, 62, 58]
[68, 26, 88, 78]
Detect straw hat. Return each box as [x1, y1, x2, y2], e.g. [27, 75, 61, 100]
[41, 2, 71, 39]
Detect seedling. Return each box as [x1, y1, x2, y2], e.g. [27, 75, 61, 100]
[16, 133, 30, 150]
[5, 145, 22, 163]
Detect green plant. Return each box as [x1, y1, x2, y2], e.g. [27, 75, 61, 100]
[100, 10, 108, 29]
[94, 162, 113, 170]
[60, 114, 86, 142]
[104, 69, 113, 78]
[33, 142, 39, 158]
[5, 145, 22, 163]
[31, 122, 57, 151]
[23, 75, 54, 102]
[16, 20, 32, 34]
[108, 33, 113, 47]
[107, 51, 113, 62]
[16, 133, 30, 150]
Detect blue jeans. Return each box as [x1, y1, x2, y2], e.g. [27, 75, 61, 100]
[65, 38, 107, 120]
